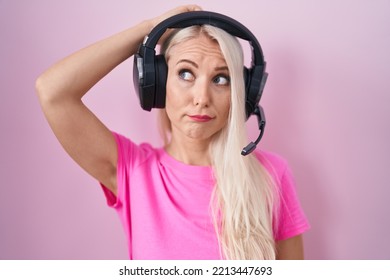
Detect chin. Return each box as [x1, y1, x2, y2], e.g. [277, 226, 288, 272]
[186, 128, 222, 141]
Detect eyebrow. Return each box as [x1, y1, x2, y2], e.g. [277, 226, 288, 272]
[176, 59, 229, 72]
[177, 59, 198, 68]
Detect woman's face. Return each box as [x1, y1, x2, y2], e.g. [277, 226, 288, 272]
[165, 34, 231, 143]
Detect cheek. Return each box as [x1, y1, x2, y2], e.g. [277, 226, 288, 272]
[219, 95, 231, 118]
[165, 73, 177, 108]
[165, 74, 186, 119]
[166, 72, 192, 106]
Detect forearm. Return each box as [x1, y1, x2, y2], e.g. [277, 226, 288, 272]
[36, 20, 152, 103]
[276, 235, 304, 260]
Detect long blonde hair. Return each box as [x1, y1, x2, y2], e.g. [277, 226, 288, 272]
[160, 25, 279, 259]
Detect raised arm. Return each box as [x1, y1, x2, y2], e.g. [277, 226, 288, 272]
[35, 5, 201, 196]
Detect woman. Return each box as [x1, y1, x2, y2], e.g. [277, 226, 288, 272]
[36, 5, 309, 259]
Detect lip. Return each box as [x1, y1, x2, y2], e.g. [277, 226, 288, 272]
[188, 115, 214, 122]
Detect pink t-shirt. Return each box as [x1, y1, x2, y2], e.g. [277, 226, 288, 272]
[101, 132, 310, 259]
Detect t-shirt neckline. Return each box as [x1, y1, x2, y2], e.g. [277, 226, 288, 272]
[157, 147, 215, 181]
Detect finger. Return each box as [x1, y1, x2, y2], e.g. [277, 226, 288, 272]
[165, 5, 203, 20]
[184, 4, 202, 12]
[152, 5, 203, 45]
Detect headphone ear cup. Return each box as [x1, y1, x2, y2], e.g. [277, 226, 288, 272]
[154, 55, 168, 108]
[245, 66, 265, 118]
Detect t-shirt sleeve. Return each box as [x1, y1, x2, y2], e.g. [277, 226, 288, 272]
[100, 132, 150, 209]
[274, 163, 310, 241]
[99, 132, 153, 259]
[256, 151, 310, 241]
[100, 132, 130, 209]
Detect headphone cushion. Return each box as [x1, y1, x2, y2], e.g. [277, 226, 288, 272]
[244, 66, 255, 118]
[154, 55, 168, 108]
[243, 66, 250, 97]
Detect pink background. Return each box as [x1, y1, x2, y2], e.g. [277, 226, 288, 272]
[1, 0, 389, 259]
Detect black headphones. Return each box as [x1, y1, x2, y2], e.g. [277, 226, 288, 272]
[133, 11, 268, 155]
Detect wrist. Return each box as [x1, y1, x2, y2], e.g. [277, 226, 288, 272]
[142, 19, 155, 34]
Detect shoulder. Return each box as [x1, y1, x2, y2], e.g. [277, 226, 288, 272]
[112, 132, 155, 151]
[111, 132, 158, 168]
[253, 149, 299, 203]
[253, 149, 289, 183]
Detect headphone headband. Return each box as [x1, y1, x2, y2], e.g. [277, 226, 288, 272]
[143, 11, 264, 66]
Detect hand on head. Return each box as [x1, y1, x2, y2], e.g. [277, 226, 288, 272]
[149, 5, 203, 45]
[150, 5, 202, 28]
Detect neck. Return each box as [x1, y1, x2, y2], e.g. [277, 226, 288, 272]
[165, 136, 211, 166]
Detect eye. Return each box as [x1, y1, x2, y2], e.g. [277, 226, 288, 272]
[213, 75, 230, 86]
[178, 69, 195, 81]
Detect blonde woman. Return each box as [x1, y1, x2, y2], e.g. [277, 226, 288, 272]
[36, 5, 309, 259]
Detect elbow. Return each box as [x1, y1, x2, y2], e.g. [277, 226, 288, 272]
[35, 73, 51, 104]
[35, 71, 82, 106]
[35, 72, 65, 106]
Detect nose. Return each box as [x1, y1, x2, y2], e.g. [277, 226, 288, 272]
[193, 78, 211, 108]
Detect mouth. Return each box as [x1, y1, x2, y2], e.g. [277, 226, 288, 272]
[188, 115, 214, 122]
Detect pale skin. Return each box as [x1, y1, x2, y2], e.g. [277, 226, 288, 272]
[35, 5, 304, 259]
[165, 34, 231, 166]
